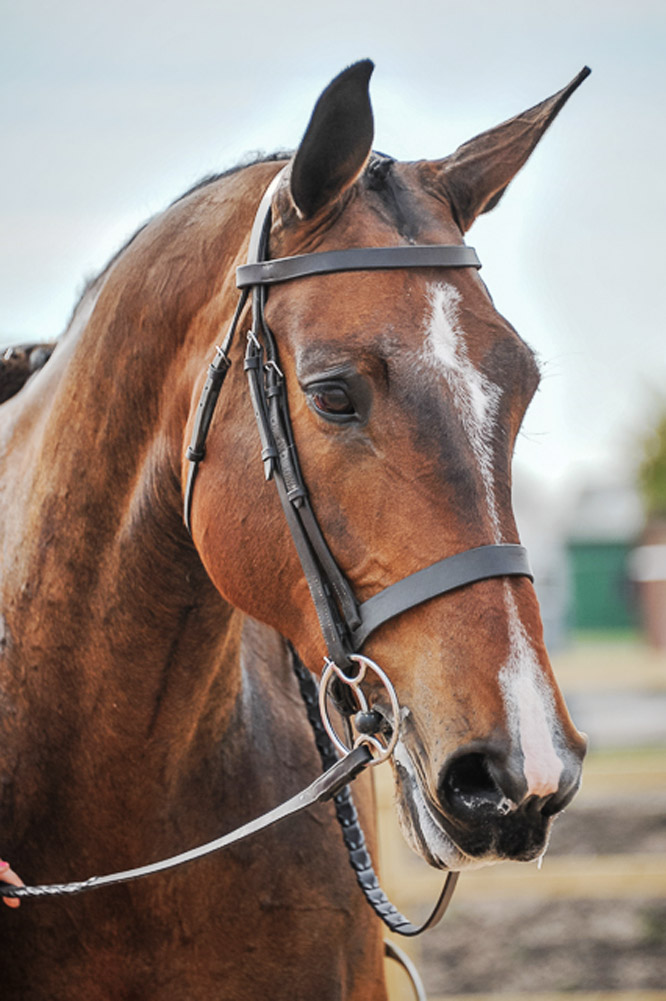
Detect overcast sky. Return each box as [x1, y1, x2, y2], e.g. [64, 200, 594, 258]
[2, 0, 664, 504]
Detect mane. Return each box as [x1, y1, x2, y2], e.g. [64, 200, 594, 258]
[171, 150, 293, 205]
[54, 149, 398, 350]
[61, 151, 295, 340]
[1, 152, 299, 402]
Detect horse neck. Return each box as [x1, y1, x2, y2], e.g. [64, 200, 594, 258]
[3, 169, 283, 771]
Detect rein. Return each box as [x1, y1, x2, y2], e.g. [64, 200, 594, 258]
[291, 650, 459, 937]
[1, 744, 372, 899]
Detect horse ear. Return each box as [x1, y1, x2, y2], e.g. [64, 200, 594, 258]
[438, 67, 591, 232]
[290, 60, 375, 219]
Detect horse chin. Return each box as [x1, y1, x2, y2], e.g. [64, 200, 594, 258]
[392, 740, 552, 871]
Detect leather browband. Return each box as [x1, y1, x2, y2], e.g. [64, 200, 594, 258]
[237, 245, 481, 287]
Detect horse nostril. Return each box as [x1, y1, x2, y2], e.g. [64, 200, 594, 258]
[438, 751, 509, 815]
[540, 764, 583, 818]
[439, 747, 584, 823]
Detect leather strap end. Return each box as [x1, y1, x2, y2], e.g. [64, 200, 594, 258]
[315, 744, 374, 802]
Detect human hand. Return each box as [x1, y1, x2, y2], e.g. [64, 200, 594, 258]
[0, 860, 23, 909]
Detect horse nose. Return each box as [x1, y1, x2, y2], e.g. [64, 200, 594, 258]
[437, 740, 586, 823]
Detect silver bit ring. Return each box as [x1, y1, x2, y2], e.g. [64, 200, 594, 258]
[318, 654, 400, 765]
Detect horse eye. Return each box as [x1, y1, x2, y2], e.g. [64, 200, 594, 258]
[309, 384, 356, 420]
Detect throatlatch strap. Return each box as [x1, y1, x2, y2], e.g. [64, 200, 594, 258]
[183, 287, 250, 534]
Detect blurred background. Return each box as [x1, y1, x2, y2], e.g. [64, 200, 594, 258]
[2, 1, 665, 998]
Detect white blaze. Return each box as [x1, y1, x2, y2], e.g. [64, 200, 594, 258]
[499, 586, 564, 799]
[422, 282, 503, 538]
[422, 281, 564, 801]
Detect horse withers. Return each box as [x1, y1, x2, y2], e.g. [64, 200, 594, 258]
[0, 62, 588, 999]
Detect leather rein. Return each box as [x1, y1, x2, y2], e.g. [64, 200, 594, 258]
[3, 170, 532, 954]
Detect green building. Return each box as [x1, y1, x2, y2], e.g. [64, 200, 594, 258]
[566, 483, 642, 633]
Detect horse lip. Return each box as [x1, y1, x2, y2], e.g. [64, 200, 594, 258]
[393, 741, 475, 868]
[394, 740, 554, 866]
[428, 783, 554, 864]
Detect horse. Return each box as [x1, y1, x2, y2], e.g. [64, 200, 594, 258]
[0, 61, 589, 999]
[0, 343, 55, 405]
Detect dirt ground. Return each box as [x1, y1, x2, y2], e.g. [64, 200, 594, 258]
[419, 796, 666, 994]
[421, 895, 666, 994]
[376, 637, 666, 998]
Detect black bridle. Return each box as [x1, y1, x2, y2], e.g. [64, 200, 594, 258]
[183, 167, 533, 669]
[180, 168, 533, 943]
[3, 170, 533, 967]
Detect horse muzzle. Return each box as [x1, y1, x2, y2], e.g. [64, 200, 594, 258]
[392, 731, 586, 869]
[319, 651, 586, 868]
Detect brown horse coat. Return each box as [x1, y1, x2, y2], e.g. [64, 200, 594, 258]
[0, 62, 587, 999]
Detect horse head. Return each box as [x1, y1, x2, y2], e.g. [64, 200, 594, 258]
[187, 61, 588, 872]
